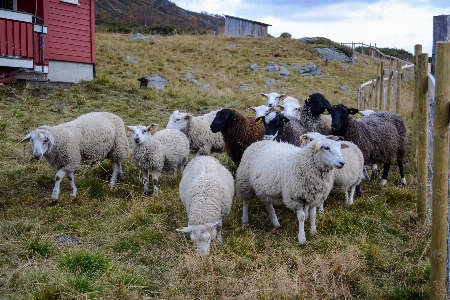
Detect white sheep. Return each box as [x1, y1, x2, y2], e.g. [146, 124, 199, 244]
[20, 112, 129, 201]
[128, 124, 190, 196]
[258, 92, 299, 107]
[300, 132, 364, 206]
[176, 155, 234, 257]
[236, 138, 348, 244]
[166, 110, 224, 156]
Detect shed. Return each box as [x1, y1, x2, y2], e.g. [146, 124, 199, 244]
[224, 15, 271, 38]
[0, 0, 95, 85]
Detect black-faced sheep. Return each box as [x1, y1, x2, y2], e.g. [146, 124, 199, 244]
[325, 104, 407, 186]
[20, 112, 129, 201]
[210, 108, 265, 166]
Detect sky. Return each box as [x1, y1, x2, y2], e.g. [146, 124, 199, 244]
[172, 0, 450, 55]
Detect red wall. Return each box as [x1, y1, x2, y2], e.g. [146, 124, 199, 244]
[45, 0, 95, 64]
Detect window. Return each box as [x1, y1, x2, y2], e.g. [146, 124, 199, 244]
[60, 0, 79, 4]
[0, 0, 13, 10]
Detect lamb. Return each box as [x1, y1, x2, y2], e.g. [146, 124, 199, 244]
[128, 124, 190, 196]
[258, 92, 299, 107]
[300, 132, 364, 206]
[276, 93, 332, 135]
[20, 112, 129, 201]
[176, 155, 234, 257]
[258, 110, 308, 147]
[210, 108, 265, 166]
[166, 110, 224, 156]
[236, 138, 348, 244]
[325, 104, 407, 186]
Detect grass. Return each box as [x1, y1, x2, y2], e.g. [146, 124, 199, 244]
[0, 32, 427, 299]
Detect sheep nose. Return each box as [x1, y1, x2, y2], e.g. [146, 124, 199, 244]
[338, 161, 345, 168]
[268, 104, 273, 107]
[134, 137, 140, 143]
[33, 153, 42, 160]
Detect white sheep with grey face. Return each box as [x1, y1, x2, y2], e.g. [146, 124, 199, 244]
[177, 156, 234, 257]
[258, 92, 299, 107]
[128, 124, 189, 196]
[20, 112, 129, 201]
[166, 110, 224, 156]
[236, 138, 348, 245]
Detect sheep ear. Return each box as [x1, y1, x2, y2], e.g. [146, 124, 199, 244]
[245, 107, 255, 114]
[275, 105, 284, 111]
[176, 226, 194, 233]
[148, 124, 159, 131]
[185, 114, 193, 120]
[20, 133, 32, 143]
[269, 107, 275, 112]
[174, 110, 179, 114]
[282, 117, 290, 123]
[322, 108, 330, 115]
[47, 133, 55, 145]
[348, 108, 359, 115]
[300, 134, 308, 142]
[258, 93, 268, 98]
[315, 141, 322, 152]
[326, 135, 339, 141]
[280, 94, 287, 100]
[305, 95, 311, 103]
[127, 126, 136, 132]
[340, 143, 349, 149]
[205, 221, 221, 229]
[255, 117, 264, 124]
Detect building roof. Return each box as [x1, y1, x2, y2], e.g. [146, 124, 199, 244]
[223, 15, 272, 27]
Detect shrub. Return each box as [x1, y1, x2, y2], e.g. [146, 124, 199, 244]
[279, 32, 292, 39]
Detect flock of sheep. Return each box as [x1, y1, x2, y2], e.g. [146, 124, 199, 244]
[20, 92, 407, 256]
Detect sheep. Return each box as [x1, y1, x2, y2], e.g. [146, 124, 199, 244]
[166, 110, 224, 156]
[276, 93, 332, 135]
[325, 104, 407, 186]
[128, 124, 190, 196]
[299, 132, 364, 206]
[258, 110, 308, 146]
[20, 112, 129, 201]
[236, 138, 348, 244]
[258, 92, 300, 107]
[176, 155, 234, 257]
[210, 108, 265, 166]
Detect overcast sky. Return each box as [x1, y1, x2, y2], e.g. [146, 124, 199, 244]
[172, 0, 450, 55]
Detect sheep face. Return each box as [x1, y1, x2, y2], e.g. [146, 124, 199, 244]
[304, 93, 332, 118]
[20, 129, 55, 160]
[210, 109, 238, 133]
[263, 111, 290, 141]
[259, 92, 285, 107]
[245, 105, 273, 119]
[277, 102, 301, 120]
[166, 110, 192, 131]
[326, 104, 359, 136]
[177, 221, 220, 257]
[315, 139, 347, 169]
[127, 124, 159, 145]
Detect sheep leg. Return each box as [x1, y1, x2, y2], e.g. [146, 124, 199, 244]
[109, 162, 120, 189]
[380, 161, 391, 185]
[242, 200, 250, 224]
[152, 170, 161, 196]
[318, 203, 324, 213]
[264, 202, 280, 228]
[309, 206, 317, 234]
[397, 159, 406, 186]
[216, 221, 223, 245]
[142, 169, 149, 195]
[52, 169, 68, 200]
[355, 184, 362, 197]
[296, 209, 306, 245]
[304, 204, 309, 219]
[347, 186, 356, 205]
[67, 172, 77, 197]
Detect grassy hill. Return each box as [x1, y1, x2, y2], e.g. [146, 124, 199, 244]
[0, 33, 426, 299]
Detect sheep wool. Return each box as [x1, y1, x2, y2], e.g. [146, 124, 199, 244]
[177, 155, 234, 257]
[210, 108, 265, 166]
[236, 138, 347, 244]
[20, 112, 129, 201]
[128, 125, 190, 196]
[166, 110, 224, 156]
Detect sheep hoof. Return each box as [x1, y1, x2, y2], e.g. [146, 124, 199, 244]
[70, 189, 77, 197]
[298, 235, 306, 245]
[380, 179, 387, 186]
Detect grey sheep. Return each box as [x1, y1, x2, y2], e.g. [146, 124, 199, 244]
[20, 112, 129, 201]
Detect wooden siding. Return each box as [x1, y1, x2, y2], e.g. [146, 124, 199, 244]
[224, 16, 270, 38]
[0, 18, 34, 58]
[45, 0, 95, 64]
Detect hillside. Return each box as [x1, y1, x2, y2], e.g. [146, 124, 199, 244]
[0, 33, 426, 299]
[95, 0, 225, 33]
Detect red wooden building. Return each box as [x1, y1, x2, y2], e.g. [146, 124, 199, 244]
[0, 0, 95, 85]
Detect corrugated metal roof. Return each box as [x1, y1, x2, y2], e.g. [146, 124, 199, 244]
[223, 14, 271, 27]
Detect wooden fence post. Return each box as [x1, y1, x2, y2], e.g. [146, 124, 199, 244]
[387, 58, 394, 111]
[411, 44, 422, 171]
[373, 76, 377, 110]
[430, 41, 450, 300]
[396, 60, 402, 114]
[379, 59, 384, 110]
[416, 53, 428, 222]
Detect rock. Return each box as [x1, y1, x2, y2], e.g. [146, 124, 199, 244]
[299, 37, 319, 44]
[137, 75, 168, 89]
[202, 82, 211, 90]
[249, 64, 259, 71]
[279, 68, 290, 79]
[296, 62, 322, 77]
[228, 45, 237, 49]
[126, 56, 138, 64]
[235, 84, 248, 91]
[265, 61, 279, 72]
[185, 72, 195, 79]
[129, 33, 161, 43]
[315, 47, 352, 62]
[219, 74, 228, 80]
[264, 78, 278, 86]
[190, 79, 200, 86]
[336, 86, 352, 92]
[56, 234, 80, 244]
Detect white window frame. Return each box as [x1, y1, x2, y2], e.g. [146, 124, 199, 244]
[60, 0, 79, 5]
